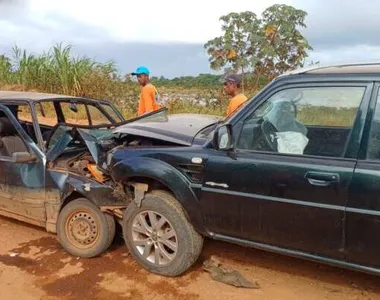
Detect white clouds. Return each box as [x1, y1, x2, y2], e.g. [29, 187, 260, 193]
[27, 0, 295, 43]
[2, 0, 380, 76]
[309, 45, 380, 65]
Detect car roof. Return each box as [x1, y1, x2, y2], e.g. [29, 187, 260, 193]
[0, 91, 112, 106]
[281, 62, 380, 77]
[0, 91, 81, 101]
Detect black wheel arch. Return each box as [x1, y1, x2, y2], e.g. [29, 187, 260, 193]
[110, 157, 207, 234]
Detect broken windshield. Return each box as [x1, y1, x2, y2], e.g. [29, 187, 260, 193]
[46, 108, 169, 157]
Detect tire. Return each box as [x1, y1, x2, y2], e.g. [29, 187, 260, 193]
[122, 190, 204, 277]
[57, 198, 116, 258]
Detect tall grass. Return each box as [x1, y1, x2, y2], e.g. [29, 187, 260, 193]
[0, 44, 137, 113]
[0, 43, 359, 131]
[298, 106, 358, 127]
[0, 44, 247, 118]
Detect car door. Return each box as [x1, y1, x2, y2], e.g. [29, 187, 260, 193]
[201, 82, 372, 259]
[346, 83, 380, 269]
[0, 105, 47, 226]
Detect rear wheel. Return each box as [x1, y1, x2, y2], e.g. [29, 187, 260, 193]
[122, 190, 203, 276]
[57, 198, 116, 257]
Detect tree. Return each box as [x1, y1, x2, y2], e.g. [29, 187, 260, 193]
[204, 5, 313, 89]
[204, 11, 261, 90]
[255, 4, 313, 81]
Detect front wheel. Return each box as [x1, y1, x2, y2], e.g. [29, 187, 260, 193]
[122, 190, 203, 277]
[57, 198, 116, 258]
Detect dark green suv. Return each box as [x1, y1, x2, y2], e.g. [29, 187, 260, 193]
[107, 62, 380, 276]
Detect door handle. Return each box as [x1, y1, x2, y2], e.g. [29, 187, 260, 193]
[305, 172, 339, 187]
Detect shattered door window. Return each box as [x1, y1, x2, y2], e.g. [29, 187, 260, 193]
[0, 115, 31, 157]
[15, 104, 38, 144]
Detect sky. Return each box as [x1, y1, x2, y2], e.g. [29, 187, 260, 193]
[1, 0, 380, 78]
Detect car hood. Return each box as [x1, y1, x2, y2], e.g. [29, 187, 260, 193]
[112, 113, 222, 146]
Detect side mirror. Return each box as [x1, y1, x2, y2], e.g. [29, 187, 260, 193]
[12, 152, 37, 163]
[213, 124, 233, 151]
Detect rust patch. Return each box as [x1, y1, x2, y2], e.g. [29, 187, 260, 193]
[0, 208, 45, 228]
[100, 206, 126, 219]
[0, 236, 201, 300]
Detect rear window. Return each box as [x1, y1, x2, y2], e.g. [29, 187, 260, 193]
[101, 104, 123, 122]
[88, 105, 112, 125]
[60, 102, 89, 125]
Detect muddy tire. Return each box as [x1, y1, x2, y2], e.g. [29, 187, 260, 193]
[122, 190, 204, 277]
[57, 198, 116, 258]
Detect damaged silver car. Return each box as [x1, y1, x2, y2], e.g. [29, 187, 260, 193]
[0, 91, 132, 257]
[0, 91, 220, 265]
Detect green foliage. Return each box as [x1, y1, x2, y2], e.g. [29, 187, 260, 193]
[0, 4, 314, 120]
[298, 106, 357, 127]
[0, 44, 242, 118]
[204, 11, 260, 79]
[0, 55, 12, 84]
[204, 4, 313, 87]
[0, 44, 139, 115]
[257, 4, 313, 80]
[151, 74, 222, 89]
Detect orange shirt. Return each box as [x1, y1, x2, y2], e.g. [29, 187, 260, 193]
[137, 83, 161, 116]
[226, 93, 248, 116]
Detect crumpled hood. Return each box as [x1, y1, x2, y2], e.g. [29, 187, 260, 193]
[112, 113, 221, 146]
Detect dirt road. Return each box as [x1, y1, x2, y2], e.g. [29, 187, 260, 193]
[1, 216, 380, 300]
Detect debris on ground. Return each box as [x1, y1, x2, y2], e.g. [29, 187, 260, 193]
[203, 256, 260, 289]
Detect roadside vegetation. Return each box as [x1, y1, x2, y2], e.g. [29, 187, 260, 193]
[0, 4, 318, 120]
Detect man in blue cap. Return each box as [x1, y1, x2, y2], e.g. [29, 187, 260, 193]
[131, 66, 161, 116]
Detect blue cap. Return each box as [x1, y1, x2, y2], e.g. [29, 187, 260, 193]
[131, 66, 150, 75]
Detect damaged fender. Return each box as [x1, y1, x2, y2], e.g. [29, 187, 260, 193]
[49, 170, 126, 211]
[110, 156, 206, 233]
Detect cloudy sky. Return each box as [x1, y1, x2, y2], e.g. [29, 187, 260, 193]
[0, 0, 379, 77]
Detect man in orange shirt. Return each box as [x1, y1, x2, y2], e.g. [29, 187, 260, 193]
[132, 66, 161, 116]
[222, 74, 248, 117]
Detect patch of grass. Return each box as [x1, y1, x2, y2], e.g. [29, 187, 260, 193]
[298, 106, 358, 127]
[0, 44, 259, 118]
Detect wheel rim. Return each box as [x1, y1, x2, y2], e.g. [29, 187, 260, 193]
[131, 211, 178, 266]
[65, 210, 99, 249]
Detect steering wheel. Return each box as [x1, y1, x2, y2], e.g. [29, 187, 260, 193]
[261, 120, 278, 151]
